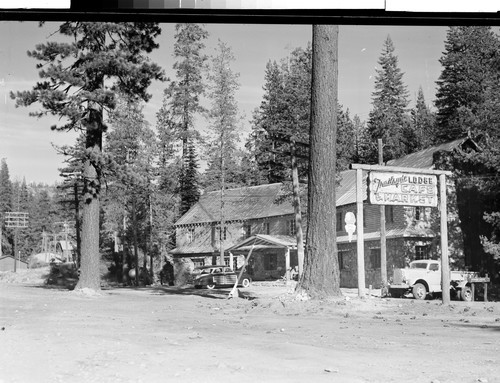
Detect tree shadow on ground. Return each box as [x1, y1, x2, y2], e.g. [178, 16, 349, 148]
[451, 323, 500, 332]
[102, 285, 258, 301]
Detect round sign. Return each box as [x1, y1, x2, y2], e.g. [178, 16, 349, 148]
[345, 212, 356, 225]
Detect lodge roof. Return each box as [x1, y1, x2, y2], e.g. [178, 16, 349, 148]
[176, 138, 472, 226]
[175, 183, 293, 226]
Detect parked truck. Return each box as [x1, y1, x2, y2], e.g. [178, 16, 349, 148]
[389, 259, 489, 301]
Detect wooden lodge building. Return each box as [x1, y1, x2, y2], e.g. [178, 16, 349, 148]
[170, 138, 475, 288]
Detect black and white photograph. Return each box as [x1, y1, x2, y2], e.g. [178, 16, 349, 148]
[0, 3, 499, 383]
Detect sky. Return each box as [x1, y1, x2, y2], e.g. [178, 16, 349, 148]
[0, 21, 448, 185]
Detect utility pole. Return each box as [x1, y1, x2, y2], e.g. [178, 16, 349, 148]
[5, 212, 28, 272]
[378, 139, 387, 292]
[149, 192, 154, 280]
[219, 129, 226, 266]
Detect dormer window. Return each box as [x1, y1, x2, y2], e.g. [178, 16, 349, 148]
[187, 227, 195, 243]
[243, 224, 251, 238]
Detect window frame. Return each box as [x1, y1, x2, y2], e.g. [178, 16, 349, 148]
[288, 219, 296, 236]
[385, 205, 394, 224]
[187, 227, 195, 243]
[338, 250, 348, 270]
[336, 211, 343, 232]
[415, 245, 429, 260]
[264, 253, 278, 270]
[369, 247, 381, 269]
[243, 224, 251, 238]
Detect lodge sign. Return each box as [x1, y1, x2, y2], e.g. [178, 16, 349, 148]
[368, 171, 438, 207]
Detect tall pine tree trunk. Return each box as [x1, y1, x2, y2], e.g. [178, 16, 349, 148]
[298, 25, 341, 298]
[76, 107, 103, 291]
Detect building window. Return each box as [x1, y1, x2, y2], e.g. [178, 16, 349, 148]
[217, 226, 227, 241]
[192, 258, 205, 267]
[263, 222, 270, 235]
[415, 245, 429, 260]
[336, 212, 343, 232]
[415, 206, 422, 221]
[338, 251, 348, 270]
[264, 253, 278, 270]
[289, 220, 296, 236]
[243, 224, 251, 238]
[385, 205, 394, 223]
[187, 227, 195, 243]
[363, 208, 367, 228]
[370, 248, 381, 269]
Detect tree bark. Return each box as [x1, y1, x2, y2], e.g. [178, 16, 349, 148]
[298, 25, 341, 298]
[76, 108, 103, 291]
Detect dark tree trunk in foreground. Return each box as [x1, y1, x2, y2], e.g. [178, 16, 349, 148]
[298, 25, 341, 298]
[76, 108, 103, 291]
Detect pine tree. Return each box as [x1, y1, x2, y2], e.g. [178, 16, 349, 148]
[159, 23, 208, 215]
[0, 159, 13, 216]
[367, 35, 412, 163]
[179, 143, 200, 216]
[250, 60, 288, 183]
[203, 41, 242, 192]
[12, 22, 164, 290]
[411, 87, 436, 150]
[105, 94, 158, 281]
[0, 159, 13, 256]
[250, 46, 312, 184]
[433, 26, 500, 277]
[435, 26, 500, 143]
[352, 115, 371, 163]
[336, 107, 356, 171]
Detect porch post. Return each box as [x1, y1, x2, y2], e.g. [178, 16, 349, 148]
[229, 251, 234, 270]
[440, 173, 450, 305]
[356, 168, 366, 297]
[285, 247, 291, 281]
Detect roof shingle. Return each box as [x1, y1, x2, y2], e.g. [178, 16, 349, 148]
[175, 183, 293, 226]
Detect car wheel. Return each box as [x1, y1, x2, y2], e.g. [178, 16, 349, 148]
[206, 283, 216, 290]
[460, 286, 473, 302]
[412, 283, 427, 300]
[241, 278, 251, 288]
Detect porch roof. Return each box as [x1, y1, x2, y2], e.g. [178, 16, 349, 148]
[337, 227, 435, 244]
[227, 234, 297, 252]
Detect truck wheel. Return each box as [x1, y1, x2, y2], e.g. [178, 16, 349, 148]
[460, 286, 473, 302]
[412, 283, 427, 300]
[241, 278, 251, 288]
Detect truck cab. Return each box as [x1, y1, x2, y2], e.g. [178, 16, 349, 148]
[390, 259, 442, 299]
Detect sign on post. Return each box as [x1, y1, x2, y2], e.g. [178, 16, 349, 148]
[369, 172, 438, 207]
[5, 212, 29, 272]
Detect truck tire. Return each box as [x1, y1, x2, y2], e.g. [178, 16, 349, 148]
[460, 286, 473, 302]
[412, 283, 427, 300]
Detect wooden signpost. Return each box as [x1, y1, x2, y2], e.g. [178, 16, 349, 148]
[350, 164, 452, 304]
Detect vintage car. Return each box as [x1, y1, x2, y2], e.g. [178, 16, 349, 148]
[192, 265, 251, 289]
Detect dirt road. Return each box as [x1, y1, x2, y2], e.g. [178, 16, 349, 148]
[0, 273, 499, 383]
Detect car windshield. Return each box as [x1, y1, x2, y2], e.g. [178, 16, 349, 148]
[410, 262, 428, 269]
